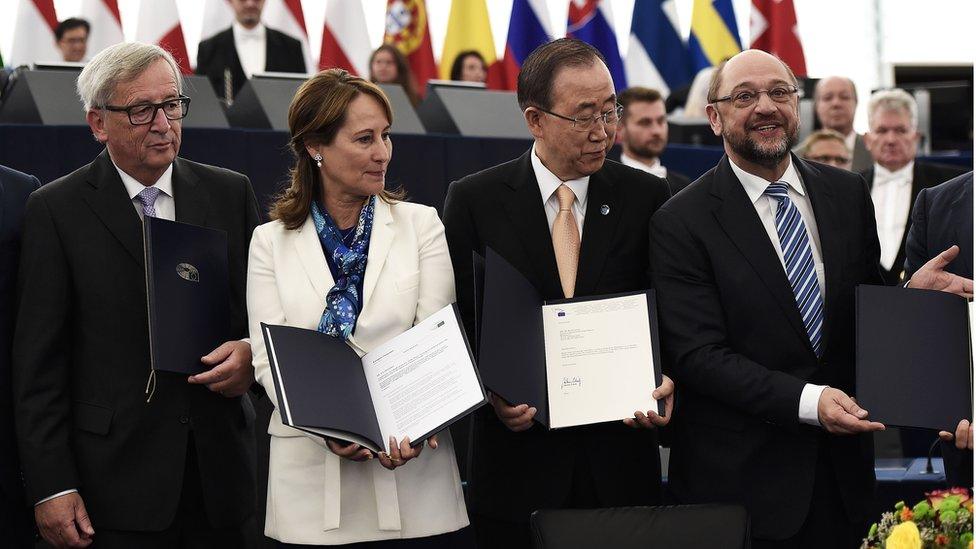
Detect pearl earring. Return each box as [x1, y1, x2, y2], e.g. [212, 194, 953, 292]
[314, 153, 323, 168]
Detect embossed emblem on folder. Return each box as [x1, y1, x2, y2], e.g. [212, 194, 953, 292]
[176, 263, 200, 282]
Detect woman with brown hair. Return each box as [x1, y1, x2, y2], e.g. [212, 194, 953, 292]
[247, 69, 470, 547]
[369, 44, 421, 107]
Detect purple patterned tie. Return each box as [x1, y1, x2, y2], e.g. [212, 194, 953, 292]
[137, 187, 161, 218]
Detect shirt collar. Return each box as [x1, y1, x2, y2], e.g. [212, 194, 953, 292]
[233, 21, 266, 41]
[531, 143, 589, 209]
[729, 156, 805, 205]
[115, 161, 174, 201]
[620, 152, 666, 176]
[874, 160, 914, 186]
[845, 130, 857, 150]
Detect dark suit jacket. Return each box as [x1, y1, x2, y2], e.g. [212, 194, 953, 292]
[12, 151, 260, 531]
[666, 169, 693, 195]
[443, 151, 671, 523]
[650, 155, 883, 540]
[195, 26, 305, 101]
[903, 171, 974, 487]
[862, 161, 967, 285]
[0, 165, 39, 547]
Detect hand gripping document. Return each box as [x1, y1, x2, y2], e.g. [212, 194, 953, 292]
[856, 285, 972, 431]
[477, 247, 664, 429]
[261, 304, 487, 454]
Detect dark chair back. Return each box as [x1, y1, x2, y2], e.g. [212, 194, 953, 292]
[530, 504, 750, 549]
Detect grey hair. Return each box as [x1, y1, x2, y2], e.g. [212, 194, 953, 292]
[867, 88, 917, 130]
[77, 42, 183, 111]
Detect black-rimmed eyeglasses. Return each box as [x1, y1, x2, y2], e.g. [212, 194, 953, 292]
[710, 86, 800, 109]
[100, 95, 191, 125]
[536, 104, 624, 132]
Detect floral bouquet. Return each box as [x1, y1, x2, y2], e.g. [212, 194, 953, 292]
[862, 488, 974, 548]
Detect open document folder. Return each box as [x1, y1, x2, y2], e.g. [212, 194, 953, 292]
[260, 304, 487, 454]
[856, 285, 972, 431]
[477, 247, 664, 429]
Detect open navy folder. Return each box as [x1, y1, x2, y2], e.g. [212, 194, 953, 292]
[144, 217, 229, 375]
[856, 285, 972, 431]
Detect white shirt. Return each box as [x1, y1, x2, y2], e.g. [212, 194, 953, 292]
[620, 152, 668, 179]
[531, 144, 588, 238]
[870, 161, 914, 270]
[117, 163, 176, 221]
[728, 158, 827, 427]
[232, 21, 267, 79]
[844, 130, 857, 152]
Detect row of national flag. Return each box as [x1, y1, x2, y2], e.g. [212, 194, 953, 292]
[3, 0, 807, 98]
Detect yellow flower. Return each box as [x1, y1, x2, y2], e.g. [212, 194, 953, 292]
[885, 521, 922, 549]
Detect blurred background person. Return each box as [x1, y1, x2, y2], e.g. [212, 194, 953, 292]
[797, 129, 853, 170]
[247, 68, 471, 548]
[618, 86, 693, 194]
[55, 18, 89, 63]
[448, 50, 487, 84]
[196, 0, 306, 104]
[813, 76, 872, 172]
[369, 44, 420, 107]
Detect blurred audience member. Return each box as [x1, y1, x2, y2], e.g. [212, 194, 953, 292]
[681, 66, 714, 118]
[861, 88, 966, 287]
[814, 76, 871, 171]
[797, 129, 852, 170]
[449, 50, 487, 83]
[55, 18, 89, 63]
[618, 86, 693, 193]
[370, 45, 420, 106]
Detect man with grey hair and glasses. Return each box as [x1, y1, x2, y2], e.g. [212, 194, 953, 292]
[13, 42, 260, 548]
[861, 88, 965, 287]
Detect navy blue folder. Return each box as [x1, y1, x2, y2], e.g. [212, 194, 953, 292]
[144, 217, 229, 375]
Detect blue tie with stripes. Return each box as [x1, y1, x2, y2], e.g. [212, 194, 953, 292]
[764, 182, 824, 356]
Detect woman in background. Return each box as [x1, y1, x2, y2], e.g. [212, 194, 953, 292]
[449, 50, 487, 84]
[369, 45, 420, 107]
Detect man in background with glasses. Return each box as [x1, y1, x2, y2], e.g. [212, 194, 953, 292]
[443, 38, 674, 549]
[13, 42, 259, 548]
[650, 49, 886, 548]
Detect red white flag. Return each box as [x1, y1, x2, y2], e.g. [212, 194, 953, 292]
[199, 0, 234, 43]
[134, 0, 191, 74]
[263, 0, 312, 72]
[319, 0, 371, 75]
[79, 0, 124, 60]
[750, 0, 807, 76]
[8, 0, 60, 66]
[384, 0, 438, 97]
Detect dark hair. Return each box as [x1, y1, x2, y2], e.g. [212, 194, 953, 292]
[449, 50, 487, 81]
[618, 87, 664, 120]
[369, 44, 420, 107]
[56, 18, 90, 41]
[270, 69, 404, 230]
[517, 38, 608, 111]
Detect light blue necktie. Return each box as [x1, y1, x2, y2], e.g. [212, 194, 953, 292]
[137, 187, 160, 218]
[764, 182, 824, 356]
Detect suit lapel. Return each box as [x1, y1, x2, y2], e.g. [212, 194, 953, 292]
[710, 156, 812, 351]
[265, 30, 281, 70]
[501, 152, 562, 298]
[361, 198, 395, 313]
[173, 159, 210, 226]
[575, 168, 622, 296]
[293, 215, 334, 302]
[81, 150, 145, 267]
[796, 157, 842, 354]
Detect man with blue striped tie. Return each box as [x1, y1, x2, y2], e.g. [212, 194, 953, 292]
[649, 50, 886, 549]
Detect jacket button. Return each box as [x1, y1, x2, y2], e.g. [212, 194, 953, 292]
[179, 415, 189, 424]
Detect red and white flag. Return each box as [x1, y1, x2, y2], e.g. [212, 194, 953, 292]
[199, 0, 234, 42]
[319, 0, 371, 75]
[8, 0, 60, 66]
[134, 0, 192, 74]
[750, 0, 807, 76]
[79, 0, 124, 60]
[263, 0, 312, 72]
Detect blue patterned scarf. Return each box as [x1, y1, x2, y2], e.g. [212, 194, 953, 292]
[310, 197, 375, 340]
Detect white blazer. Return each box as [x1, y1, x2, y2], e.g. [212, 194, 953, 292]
[247, 198, 469, 545]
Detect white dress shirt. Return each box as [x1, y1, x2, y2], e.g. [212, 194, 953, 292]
[729, 158, 827, 426]
[870, 161, 914, 270]
[844, 130, 857, 152]
[232, 21, 267, 79]
[117, 163, 176, 221]
[620, 152, 668, 179]
[531, 144, 588, 238]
